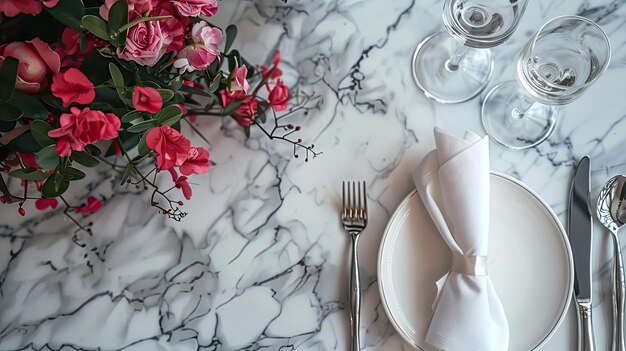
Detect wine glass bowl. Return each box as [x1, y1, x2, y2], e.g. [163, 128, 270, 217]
[412, 0, 528, 104]
[482, 15, 611, 150]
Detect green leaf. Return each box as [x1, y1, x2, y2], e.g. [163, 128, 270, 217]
[82, 15, 110, 41]
[109, 63, 127, 103]
[155, 105, 182, 126]
[85, 144, 101, 156]
[257, 105, 267, 123]
[62, 167, 86, 181]
[222, 101, 241, 116]
[157, 89, 175, 102]
[243, 126, 250, 138]
[79, 31, 88, 52]
[0, 57, 18, 102]
[9, 131, 39, 152]
[9, 92, 47, 120]
[117, 15, 171, 33]
[127, 120, 155, 133]
[137, 131, 151, 156]
[208, 71, 222, 93]
[0, 103, 23, 121]
[108, 1, 128, 46]
[227, 50, 242, 72]
[30, 120, 54, 147]
[224, 24, 238, 53]
[45, 0, 85, 29]
[121, 110, 144, 123]
[35, 145, 59, 170]
[42, 175, 69, 198]
[0, 120, 16, 132]
[71, 150, 100, 168]
[42, 93, 68, 112]
[8, 168, 50, 180]
[143, 81, 160, 89]
[179, 84, 211, 97]
[120, 164, 133, 185]
[80, 51, 112, 85]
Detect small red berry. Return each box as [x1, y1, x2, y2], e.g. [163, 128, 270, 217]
[177, 201, 183, 206]
[18, 208, 25, 216]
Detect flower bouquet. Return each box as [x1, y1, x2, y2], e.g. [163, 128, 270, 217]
[0, 0, 320, 229]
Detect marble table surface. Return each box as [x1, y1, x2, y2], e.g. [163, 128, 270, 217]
[2, 0, 626, 350]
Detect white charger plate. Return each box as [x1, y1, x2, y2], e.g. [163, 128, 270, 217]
[378, 172, 574, 350]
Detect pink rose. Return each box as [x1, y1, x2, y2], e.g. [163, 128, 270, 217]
[190, 22, 222, 47]
[174, 46, 220, 73]
[229, 64, 249, 93]
[146, 126, 191, 170]
[0, 0, 56, 17]
[118, 12, 166, 67]
[151, 8, 185, 52]
[179, 147, 210, 175]
[170, 0, 217, 17]
[268, 79, 289, 112]
[0, 38, 61, 93]
[51, 68, 96, 107]
[132, 86, 163, 113]
[48, 107, 121, 156]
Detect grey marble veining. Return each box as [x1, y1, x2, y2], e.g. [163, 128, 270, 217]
[1, 0, 626, 350]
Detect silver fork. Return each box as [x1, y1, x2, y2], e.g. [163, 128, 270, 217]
[342, 181, 368, 351]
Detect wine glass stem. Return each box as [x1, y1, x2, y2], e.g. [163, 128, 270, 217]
[511, 92, 535, 120]
[445, 41, 468, 72]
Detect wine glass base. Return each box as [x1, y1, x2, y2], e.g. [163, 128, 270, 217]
[482, 81, 557, 150]
[412, 32, 493, 104]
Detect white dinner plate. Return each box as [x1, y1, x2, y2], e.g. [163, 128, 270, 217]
[378, 172, 574, 350]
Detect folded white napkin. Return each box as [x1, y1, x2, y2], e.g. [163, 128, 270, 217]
[412, 128, 509, 351]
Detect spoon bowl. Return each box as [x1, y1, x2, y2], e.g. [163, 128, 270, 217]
[597, 174, 626, 351]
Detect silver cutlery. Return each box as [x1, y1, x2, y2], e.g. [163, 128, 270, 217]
[597, 175, 626, 351]
[568, 156, 595, 351]
[342, 181, 368, 351]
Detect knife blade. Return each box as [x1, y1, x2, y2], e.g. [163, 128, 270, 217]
[568, 155, 595, 351]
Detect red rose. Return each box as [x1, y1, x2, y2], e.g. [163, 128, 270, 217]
[268, 79, 289, 112]
[146, 126, 191, 170]
[179, 147, 210, 176]
[132, 86, 163, 113]
[48, 107, 120, 156]
[51, 68, 96, 107]
[0, 38, 60, 93]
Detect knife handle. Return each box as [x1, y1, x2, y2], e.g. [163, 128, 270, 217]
[612, 233, 626, 351]
[577, 303, 595, 351]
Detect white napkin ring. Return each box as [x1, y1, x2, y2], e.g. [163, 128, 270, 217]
[451, 252, 488, 276]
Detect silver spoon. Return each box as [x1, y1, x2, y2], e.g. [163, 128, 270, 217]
[597, 175, 626, 351]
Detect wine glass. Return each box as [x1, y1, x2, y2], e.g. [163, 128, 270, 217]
[481, 15, 611, 150]
[412, 0, 528, 104]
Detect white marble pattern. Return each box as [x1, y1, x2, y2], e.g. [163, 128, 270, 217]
[1, 0, 626, 350]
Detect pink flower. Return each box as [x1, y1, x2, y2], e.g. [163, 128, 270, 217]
[229, 64, 249, 93]
[118, 12, 166, 67]
[0, 0, 45, 17]
[170, 0, 217, 17]
[261, 50, 282, 80]
[51, 68, 96, 107]
[20, 152, 40, 169]
[151, 8, 185, 52]
[132, 86, 162, 113]
[175, 175, 192, 200]
[75, 196, 102, 215]
[48, 107, 121, 156]
[179, 147, 210, 175]
[220, 90, 258, 126]
[35, 198, 58, 211]
[99, 0, 157, 20]
[0, 39, 61, 93]
[173, 23, 221, 73]
[146, 126, 191, 170]
[268, 79, 289, 112]
[55, 28, 94, 68]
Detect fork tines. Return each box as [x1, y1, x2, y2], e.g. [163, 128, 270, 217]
[342, 181, 368, 224]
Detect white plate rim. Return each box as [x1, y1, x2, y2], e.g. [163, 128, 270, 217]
[377, 171, 574, 350]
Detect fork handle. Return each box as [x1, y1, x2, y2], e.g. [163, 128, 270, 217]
[349, 232, 361, 351]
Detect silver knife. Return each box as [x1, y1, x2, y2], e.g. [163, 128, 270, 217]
[568, 156, 595, 351]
